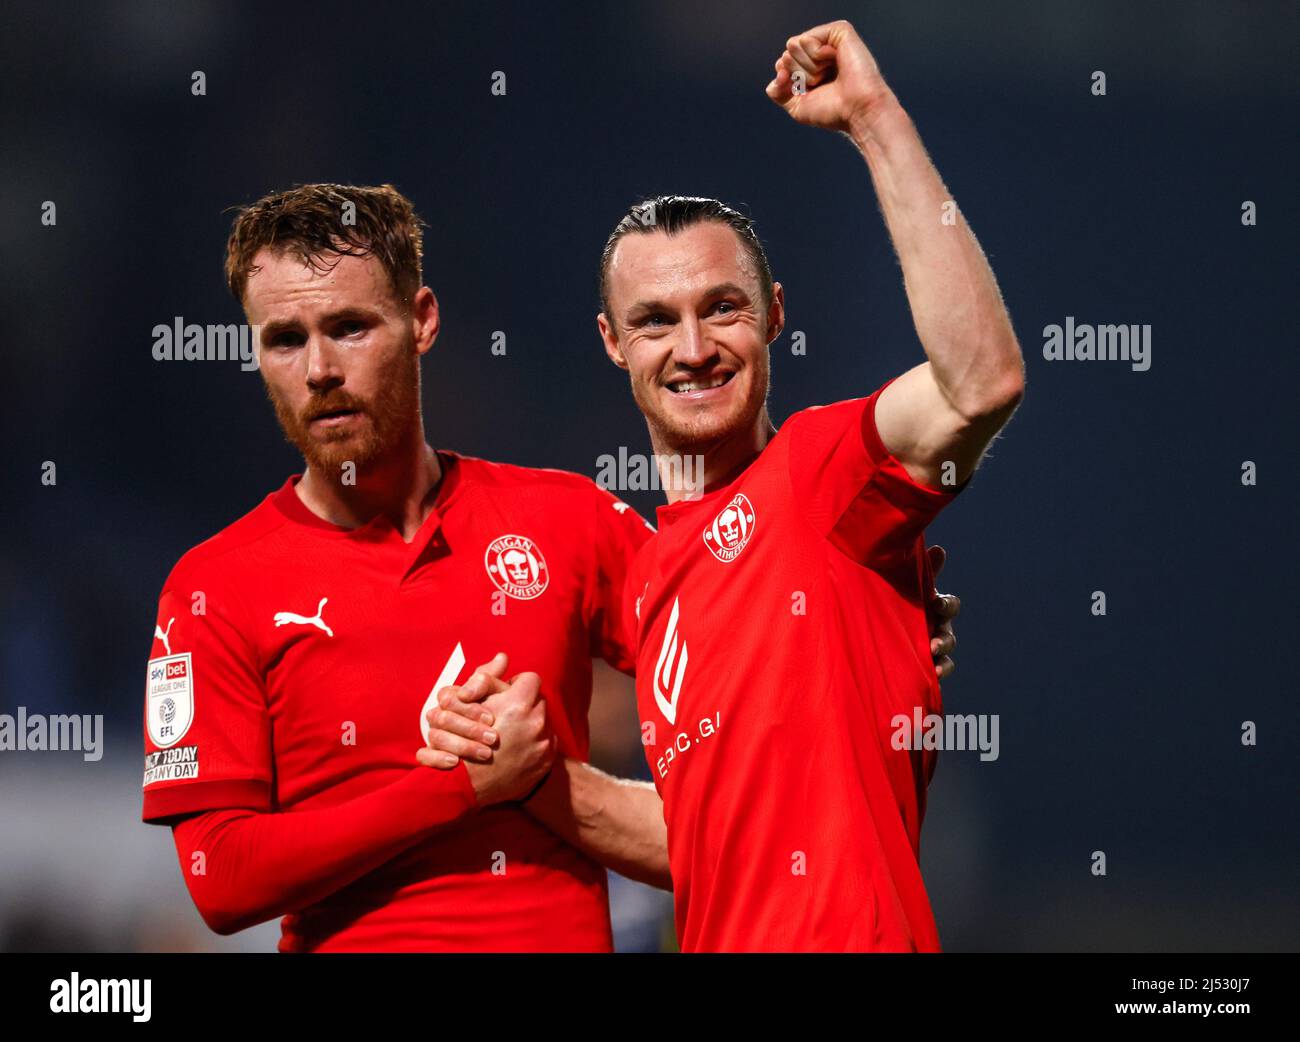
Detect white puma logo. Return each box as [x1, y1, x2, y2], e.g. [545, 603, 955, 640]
[153, 618, 175, 656]
[273, 598, 334, 637]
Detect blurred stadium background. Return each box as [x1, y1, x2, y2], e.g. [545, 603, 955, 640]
[1, 0, 1296, 951]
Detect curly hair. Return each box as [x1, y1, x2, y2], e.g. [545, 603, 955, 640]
[224, 183, 425, 306]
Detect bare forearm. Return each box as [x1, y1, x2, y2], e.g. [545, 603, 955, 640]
[524, 757, 671, 891]
[849, 95, 1023, 417]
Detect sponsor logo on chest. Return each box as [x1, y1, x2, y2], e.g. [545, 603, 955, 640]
[653, 596, 688, 725]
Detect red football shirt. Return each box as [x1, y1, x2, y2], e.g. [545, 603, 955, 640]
[142, 450, 652, 951]
[626, 386, 960, 952]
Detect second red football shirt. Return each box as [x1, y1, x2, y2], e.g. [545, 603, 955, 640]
[627, 385, 959, 952]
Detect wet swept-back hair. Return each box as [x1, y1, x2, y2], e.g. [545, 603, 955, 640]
[598, 195, 774, 329]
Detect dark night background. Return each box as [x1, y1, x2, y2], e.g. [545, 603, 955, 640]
[1, 0, 1296, 951]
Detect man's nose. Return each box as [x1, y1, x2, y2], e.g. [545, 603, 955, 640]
[671, 315, 716, 368]
[304, 336, 344, 392]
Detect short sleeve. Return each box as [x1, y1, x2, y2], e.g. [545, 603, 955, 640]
[142, 572, 273, 823]
[787, 384, 961, 568]
[585, 486, 655, 675]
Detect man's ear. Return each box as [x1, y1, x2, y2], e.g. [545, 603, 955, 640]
[412, 286, 440, 355]
[597, 312, 628, 370]
[765, 282, 786, 346]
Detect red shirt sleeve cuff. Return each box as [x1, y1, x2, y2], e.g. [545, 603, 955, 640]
[142, 778, 272, 823]
[408, 758, 479, 812]
[861, 382, 967, 512]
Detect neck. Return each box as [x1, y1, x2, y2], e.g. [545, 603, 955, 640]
[295, 423, 443, 540]
[654, 407, 777, 505]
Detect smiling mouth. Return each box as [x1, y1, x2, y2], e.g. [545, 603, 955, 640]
[666, 372, 734, 394]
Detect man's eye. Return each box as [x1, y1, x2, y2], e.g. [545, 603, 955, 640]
[645, 314, 669, 327]
[338, 321, 364, 337]
[714, 301, 735, 315]
[269, 333, 305, 348]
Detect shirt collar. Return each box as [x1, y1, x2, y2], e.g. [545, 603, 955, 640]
[269, 449, 464, 546]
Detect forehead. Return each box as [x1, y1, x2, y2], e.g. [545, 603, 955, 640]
[606, 222, 758, 307]
[242, 248, 397, 318]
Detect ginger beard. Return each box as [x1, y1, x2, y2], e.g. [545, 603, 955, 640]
[264, 341, 421, 475]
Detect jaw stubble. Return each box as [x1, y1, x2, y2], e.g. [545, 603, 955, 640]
[633, 354, 772, 459]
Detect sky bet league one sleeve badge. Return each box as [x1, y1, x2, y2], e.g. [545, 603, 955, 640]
[146, 647, 194, 750]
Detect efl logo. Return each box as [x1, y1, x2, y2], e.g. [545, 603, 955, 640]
[702, 493, 756, 563]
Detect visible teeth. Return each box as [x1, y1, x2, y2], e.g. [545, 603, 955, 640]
[670, 374, 728, 393]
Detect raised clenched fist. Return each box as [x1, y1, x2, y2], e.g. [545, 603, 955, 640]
[764, 20, 896, 136]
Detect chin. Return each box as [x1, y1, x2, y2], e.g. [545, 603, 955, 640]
[296, 429, 385, 474]
[655, 405, 744, 452]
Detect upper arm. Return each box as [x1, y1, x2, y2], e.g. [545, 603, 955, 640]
[585, 486, 654, 675]
[143, 570, 274, 824]
[788, 391, 961, 569]
[875, 361, 1020, 487]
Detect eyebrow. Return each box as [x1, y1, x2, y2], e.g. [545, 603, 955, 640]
[624, 282, 751, 320]
[259, 307, 378, 339]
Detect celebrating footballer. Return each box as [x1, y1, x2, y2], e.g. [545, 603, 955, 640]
[142, 20, 1000, 953]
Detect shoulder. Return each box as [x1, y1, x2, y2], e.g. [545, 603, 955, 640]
[779, 397, 872, 437]
[450, 451, 647, 523]
[775, 396, 884, 471]
[449, 454, 656, 568]
[162, 492, 289, 595]
[450, 452, 605, 497]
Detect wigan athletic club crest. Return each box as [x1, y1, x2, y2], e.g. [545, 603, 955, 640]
[484, 534, 549, 599]
[702, 493, 756, 563]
